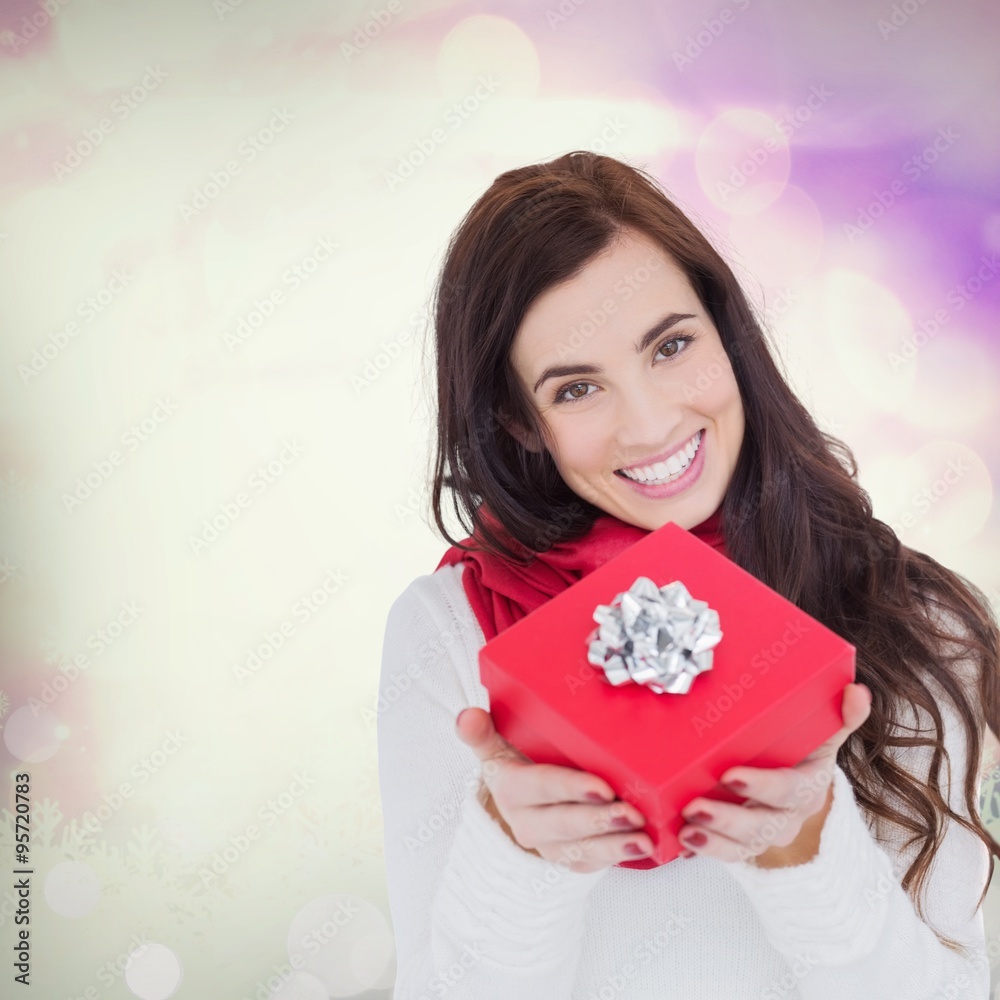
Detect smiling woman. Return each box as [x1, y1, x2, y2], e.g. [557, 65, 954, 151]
[377, 151, 1000, 999]
[505, 229, 745, 527]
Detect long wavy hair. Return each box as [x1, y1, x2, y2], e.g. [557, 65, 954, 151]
[426, 150, 1000, 953]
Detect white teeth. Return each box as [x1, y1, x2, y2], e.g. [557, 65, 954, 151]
[620, 431, 702, 484]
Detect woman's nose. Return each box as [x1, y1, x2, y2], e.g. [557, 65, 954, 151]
[612, 380, 686, 454]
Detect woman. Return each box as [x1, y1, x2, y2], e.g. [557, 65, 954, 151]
[377, 150, 999, 998]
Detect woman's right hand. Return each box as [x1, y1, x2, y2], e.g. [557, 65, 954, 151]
[455, 706, 654, 873]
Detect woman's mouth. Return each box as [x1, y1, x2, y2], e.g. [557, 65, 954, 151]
[614, 429, 706, 498]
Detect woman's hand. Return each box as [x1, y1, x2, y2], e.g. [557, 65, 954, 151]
[676, 682, 873, 865]
[455, 707, 652, 873]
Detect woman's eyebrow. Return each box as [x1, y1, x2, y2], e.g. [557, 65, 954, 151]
[531, 311, 697, 394]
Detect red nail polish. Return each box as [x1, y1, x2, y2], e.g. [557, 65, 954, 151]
[686, 810, 713, 824]
[682, 830, 708, 847]
[585, 792, 609, 803]
[623, 842, 648, 856]
[726, 780, 747, 793]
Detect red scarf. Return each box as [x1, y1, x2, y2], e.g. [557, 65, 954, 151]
[436, 504, 728, 641]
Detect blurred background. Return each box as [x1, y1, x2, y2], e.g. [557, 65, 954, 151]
[0, 0, 998, 996]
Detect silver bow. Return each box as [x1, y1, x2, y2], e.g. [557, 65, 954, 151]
[586, 577, 722, 695]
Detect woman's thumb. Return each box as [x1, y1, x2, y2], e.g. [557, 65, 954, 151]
[455, 707, 515, 762]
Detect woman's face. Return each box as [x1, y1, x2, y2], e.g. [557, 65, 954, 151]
[508, 229, 746, 532]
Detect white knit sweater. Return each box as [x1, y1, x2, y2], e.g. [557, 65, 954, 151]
[377, 561, 991, 999]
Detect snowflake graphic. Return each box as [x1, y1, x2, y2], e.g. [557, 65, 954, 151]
[0, 470, 26, 503]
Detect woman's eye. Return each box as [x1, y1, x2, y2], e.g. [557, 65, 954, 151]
[656, 334, 695, 359]
[559, 382, 592, 403]
[552, 334, 695, 405]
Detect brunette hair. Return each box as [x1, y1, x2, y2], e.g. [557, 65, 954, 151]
[427, 150, 999, 953]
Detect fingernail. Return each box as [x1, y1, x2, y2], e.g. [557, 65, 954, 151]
[585, 792, 610, 803]
[726, 780, 747, 793]
[682, 830, 708, 847]
[612, 816, 638, 829]
[679, 848, 695, 859]
[623, 842, 648, 856]
[686, 810, 713, 824]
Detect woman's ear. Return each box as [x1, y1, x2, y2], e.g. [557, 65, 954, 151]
[496, 408, 545, 454]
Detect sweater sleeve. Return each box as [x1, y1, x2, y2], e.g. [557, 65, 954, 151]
[376, 575, 610, 999]
[720, 655, 992, 998]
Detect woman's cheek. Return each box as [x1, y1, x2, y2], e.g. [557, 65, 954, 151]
[689, 357, 739, 414]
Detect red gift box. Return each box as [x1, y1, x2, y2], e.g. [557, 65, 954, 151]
[478, 521, 856, 868]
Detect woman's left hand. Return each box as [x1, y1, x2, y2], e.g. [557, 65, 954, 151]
[677, 682, 872, 865]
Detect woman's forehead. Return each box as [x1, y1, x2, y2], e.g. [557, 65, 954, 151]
[511, 237, 706, 367]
